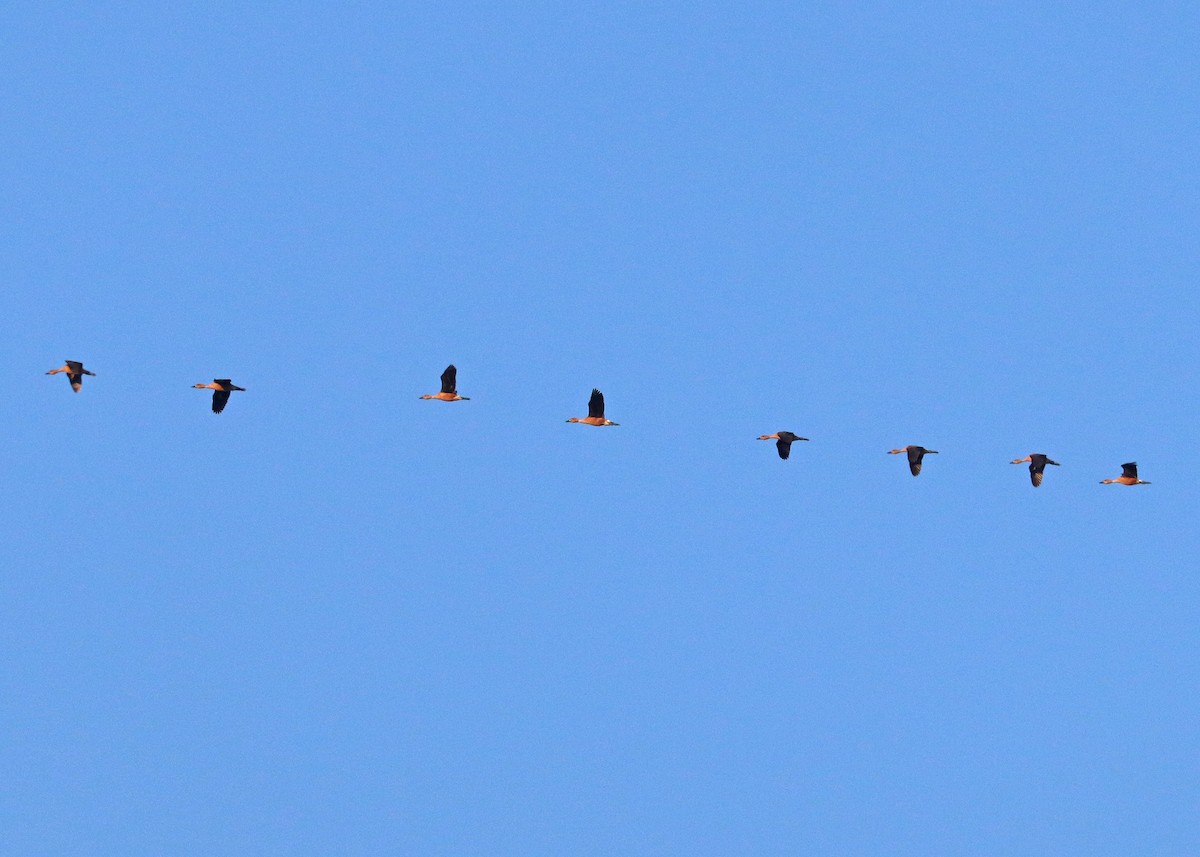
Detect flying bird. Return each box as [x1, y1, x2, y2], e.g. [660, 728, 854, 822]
[46, 360, 95, 393]
[1100, 461, 1151, 486]
[420, 365, 470, 402]
[566, 388, 619, 426]
[1011, 453, 1060, 487]
[757, 431, 809, 460]
[193, 379, 246, 414]
[888, 445, 938, 476]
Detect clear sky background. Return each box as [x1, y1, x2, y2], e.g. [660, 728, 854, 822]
[2, 2, 1198, 855]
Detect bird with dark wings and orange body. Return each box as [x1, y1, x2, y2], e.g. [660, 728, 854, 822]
[1100, 462, 1150, 485]
[193, 379, 246, 414]
[1011, 453, 1060, 487]
[888, 445, 938, 476]
[757, 431, 809, 460]
[46, 360, 95, 393]
[420, 365, 470, 402]
[567, 388, 619, 426]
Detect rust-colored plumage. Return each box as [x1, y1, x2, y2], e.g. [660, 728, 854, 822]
[420, 364, 470, 402]
[757, 431, 809, 460]
[1100, 461, 1150, 485]
[193, 379, 245, 414]
[1011, 453, 1060, 487]
[567, 388, 618, 426]
[888, 445, 937, 476]
[46, 360, 95, 393]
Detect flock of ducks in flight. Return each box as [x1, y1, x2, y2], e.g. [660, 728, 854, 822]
[46, 360, 1153, 488]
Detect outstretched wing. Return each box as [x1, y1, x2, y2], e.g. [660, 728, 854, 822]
[1121, 462, 1138, 480]
[1028, 454, 1047, 487]
[212, 390, 231, 414]
[588, 388, 604, 419]
[908, 448, 923, 476]
[776, 438, 791, 460]
[68, 372, 83, 392]
[440, 365, 457, 395]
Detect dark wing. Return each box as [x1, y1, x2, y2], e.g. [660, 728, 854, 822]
[66, 360, 84, 373]
[212, 390, 231, 414]
[68, 372, 83, 392]
[440, 365, 457, 395]
[907, 447, 924, 476]
[776, 438, 791, 460]
[214, 379, 233, 388]
[1121, 462, 1138, 479]
[587, 388, 604, 419]
[1029, 454, 1047, 486]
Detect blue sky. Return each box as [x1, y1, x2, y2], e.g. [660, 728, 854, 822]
[3, 2, 1198, 854]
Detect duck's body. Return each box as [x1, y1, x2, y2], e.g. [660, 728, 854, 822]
[567, 388, 618, 426]
[888, 445, 938, 476]
[1101, 462, 1150, 485]
[193, 379, 245, 414]
[46, 360, 95, 393]
[757, 431, 809, 460]
[1011, 453, 1060, 487]
[420, 365, 470, 402]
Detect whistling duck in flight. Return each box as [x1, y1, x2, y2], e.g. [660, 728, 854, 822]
[420, 365, 470, 402]
[757, 431, 809, 460]
[567, 388, 619, 426]
[1101, 462, 1151, 485]
[888, 445, 938, 476]
[193, 379, 245, 414]
[46, 360, 95, 393]
[1011, 453, 1060, 487]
